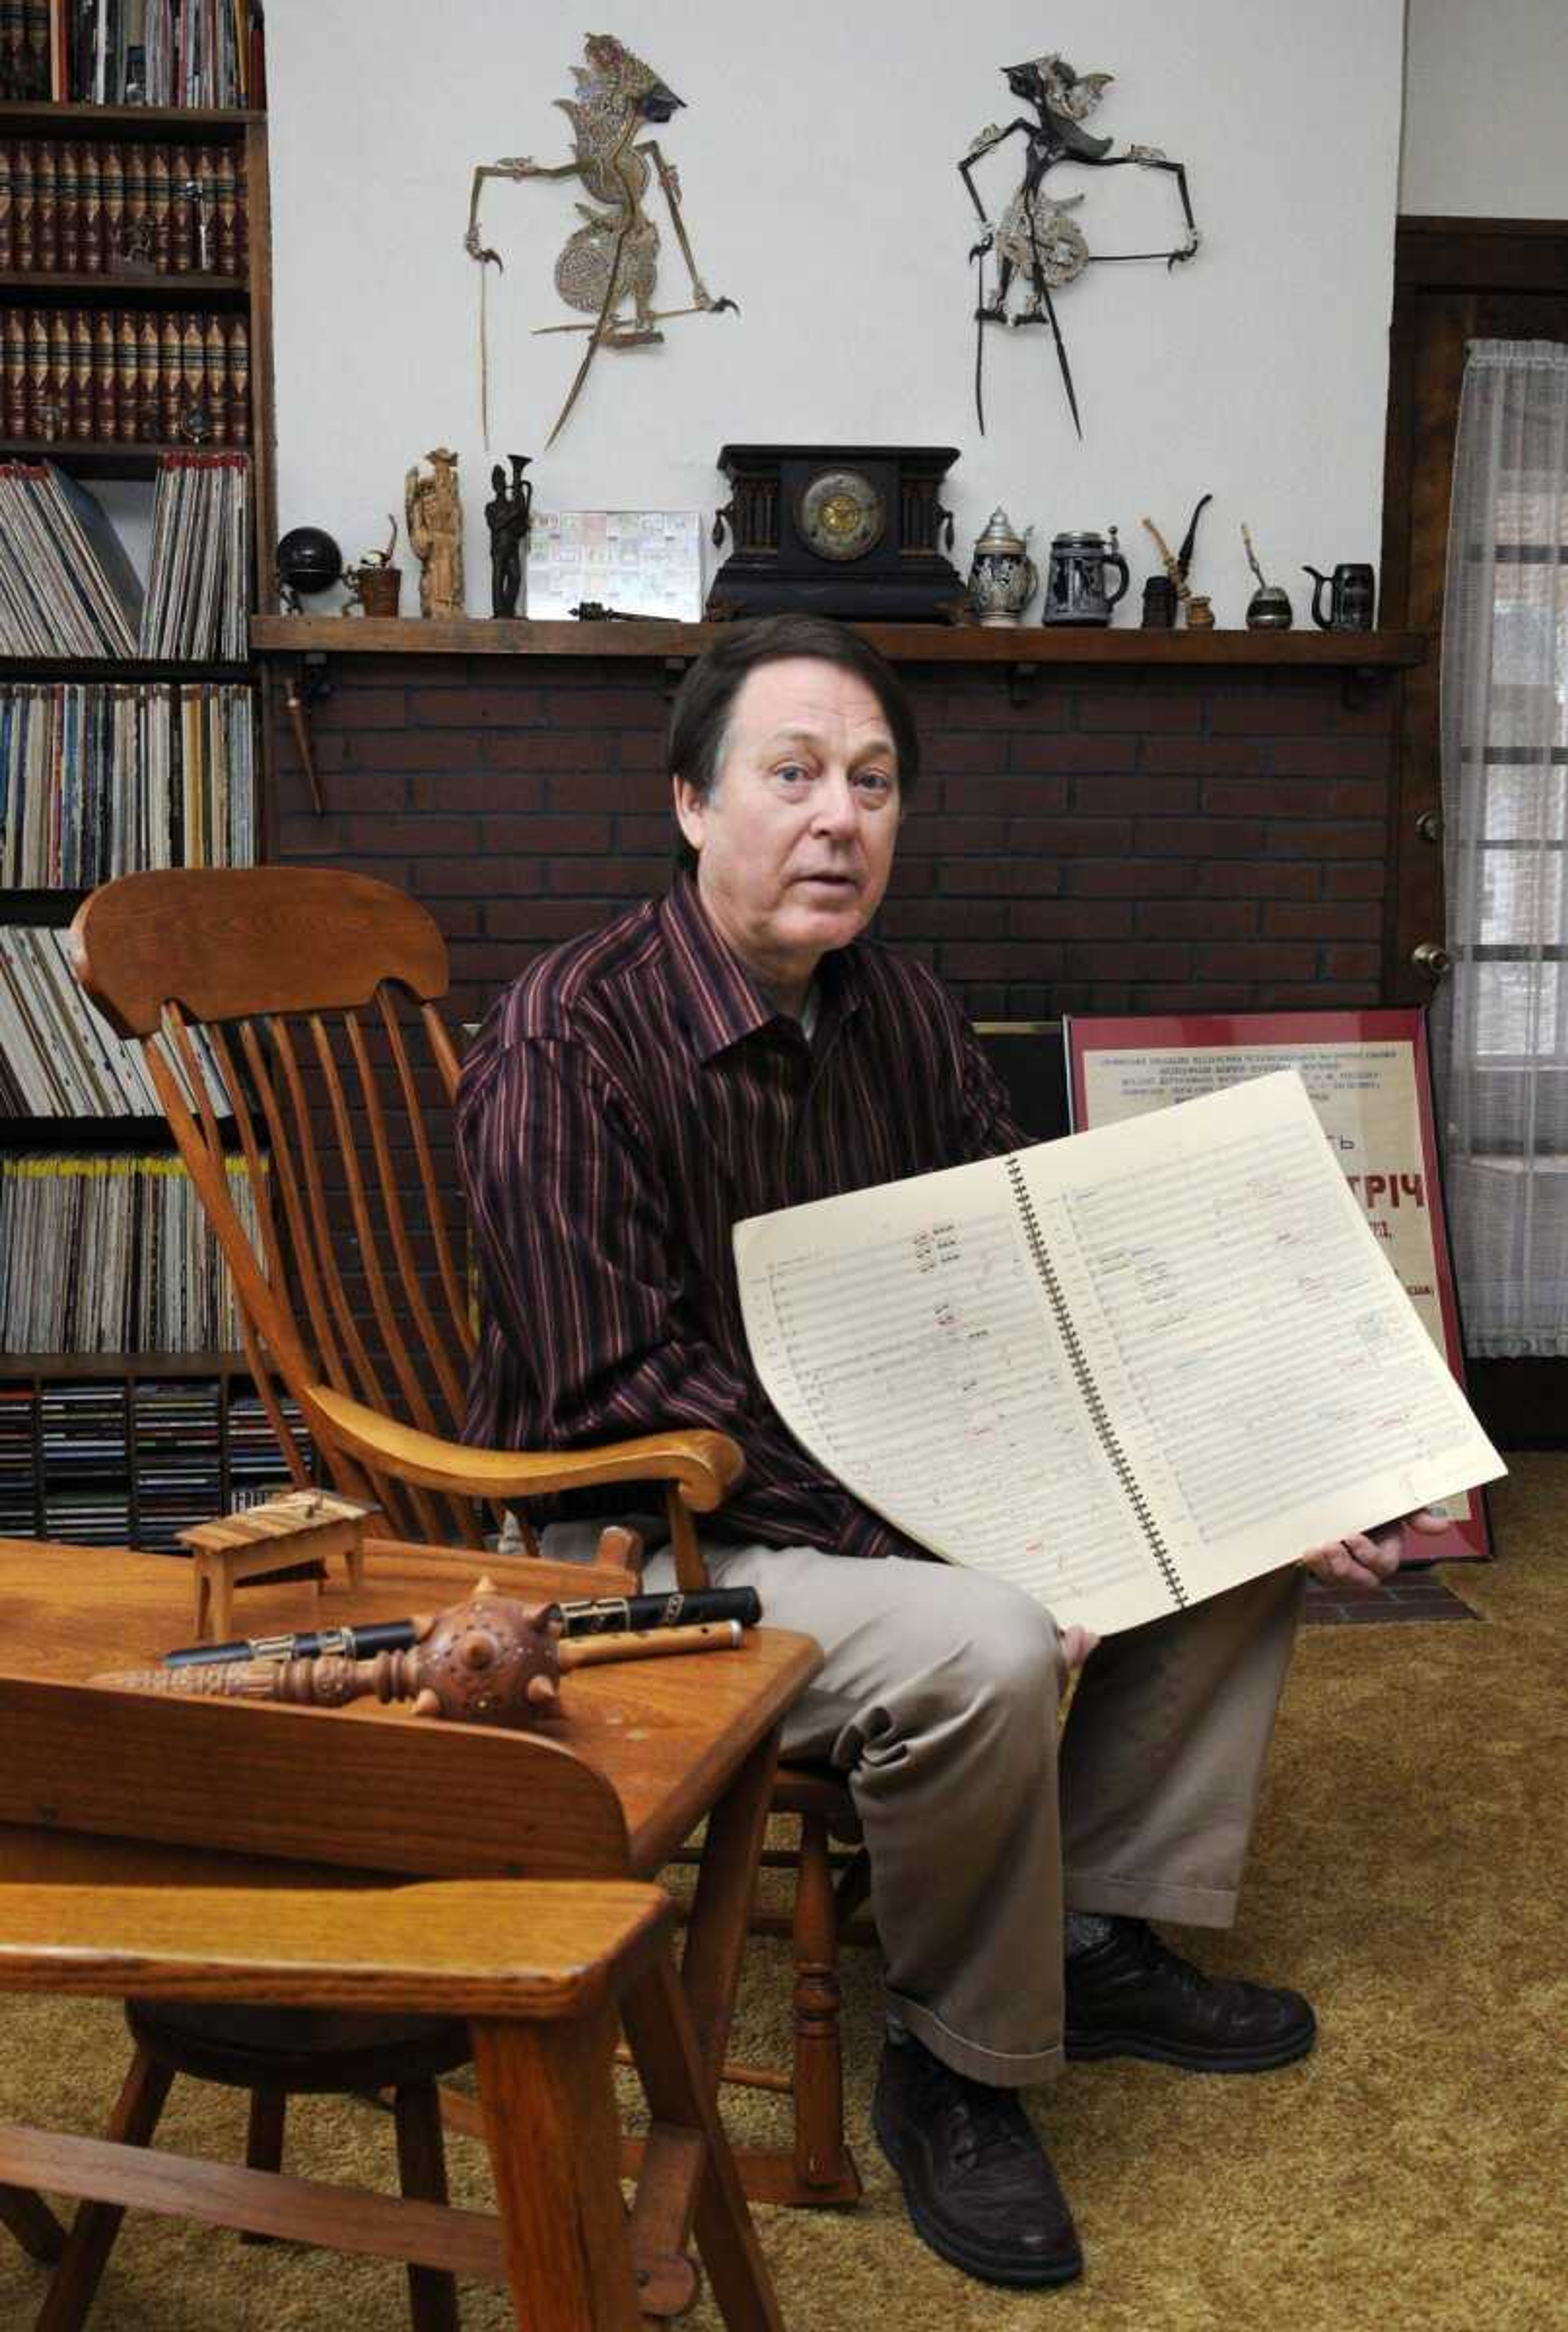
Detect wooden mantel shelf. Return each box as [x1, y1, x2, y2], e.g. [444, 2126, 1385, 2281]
[251, 615, 1426, 669]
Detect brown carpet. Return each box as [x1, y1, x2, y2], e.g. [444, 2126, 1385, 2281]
[1, 1456, 1563, 2330]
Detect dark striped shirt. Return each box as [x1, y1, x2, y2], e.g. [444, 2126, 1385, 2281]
[457, 874, 1025, 1560]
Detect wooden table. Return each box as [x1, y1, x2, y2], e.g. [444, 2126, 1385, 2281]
[0, 1538, 823, 2329]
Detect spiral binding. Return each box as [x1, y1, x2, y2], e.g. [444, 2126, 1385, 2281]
[1005, 1155, 1187, 1611]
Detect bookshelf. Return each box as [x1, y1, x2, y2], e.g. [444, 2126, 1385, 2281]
[0, 29, 279, 1549]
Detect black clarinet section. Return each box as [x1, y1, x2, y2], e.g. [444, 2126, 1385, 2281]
[162, 1584, 764, 1668]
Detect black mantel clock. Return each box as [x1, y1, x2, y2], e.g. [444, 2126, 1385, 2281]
[706, 444, 964, 621]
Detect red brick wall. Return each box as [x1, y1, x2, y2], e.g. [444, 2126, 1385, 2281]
[273, 655, 1398, 1032]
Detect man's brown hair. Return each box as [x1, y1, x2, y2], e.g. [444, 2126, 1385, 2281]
[667, 613, 921, 872]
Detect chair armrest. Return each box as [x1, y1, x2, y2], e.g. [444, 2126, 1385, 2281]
[0, 1879, 671, 2024]
[302, 1383, 745, 1514]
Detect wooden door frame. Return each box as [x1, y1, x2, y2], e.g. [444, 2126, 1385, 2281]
[1380, 218, 1568, 1442]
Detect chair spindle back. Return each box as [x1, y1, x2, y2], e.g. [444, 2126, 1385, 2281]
[69, 869, 492, 1549]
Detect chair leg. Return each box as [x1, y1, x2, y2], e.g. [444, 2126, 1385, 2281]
[788, 1813, 861, 2201]
[0, 2183, 65, 2264]
[392, 2080, 461, 2332]
[239, 2084, 287, 2245]
[35, 2045, 176, 2332]
[621, 1956, 783, 2332]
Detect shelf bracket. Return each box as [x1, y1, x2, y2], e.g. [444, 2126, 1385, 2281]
[283, 652, 332, 815]
[1008, 662, 1039, 709]
[1340, 663, 1390, 715]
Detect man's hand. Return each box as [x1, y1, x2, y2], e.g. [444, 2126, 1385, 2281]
[1297, 1507, 1450, 1591]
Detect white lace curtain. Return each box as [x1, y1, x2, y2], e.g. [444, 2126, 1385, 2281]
[1435, 339, 1568, 1355]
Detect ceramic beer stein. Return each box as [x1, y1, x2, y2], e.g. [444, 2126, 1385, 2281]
[966, 508, 1039, 626]
[1044, 529, 1130, 625]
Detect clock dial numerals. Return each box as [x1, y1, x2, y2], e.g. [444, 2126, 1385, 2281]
[796, 468, 886, 563]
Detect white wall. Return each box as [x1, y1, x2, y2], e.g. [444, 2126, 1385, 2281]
[267, 2, 1405, 624]
[1401, 0, 1568, 218]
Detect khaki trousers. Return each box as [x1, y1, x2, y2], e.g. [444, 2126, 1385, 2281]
[615, 1534, 1303, 2089]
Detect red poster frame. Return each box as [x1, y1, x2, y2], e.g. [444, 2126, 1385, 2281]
[1063, 1008, 1490, 1561]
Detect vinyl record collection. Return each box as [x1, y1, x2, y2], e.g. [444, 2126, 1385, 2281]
[141, 450, 249, 656]
[0, 136, 249, 273]
[0, 1149, 256, 1353]
[2, 681, 256, 883]
[0, 458, 140, 652]
[0, 455, 251, 659]
[0, 1378, 308, 1549]
[0, 0, 267, 109]
[0, 924, 228, 1117]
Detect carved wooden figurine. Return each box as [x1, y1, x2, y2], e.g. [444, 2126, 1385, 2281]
[405, 447, 464, 618]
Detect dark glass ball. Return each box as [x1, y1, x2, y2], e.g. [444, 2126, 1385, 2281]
[276, 526, 343, 595]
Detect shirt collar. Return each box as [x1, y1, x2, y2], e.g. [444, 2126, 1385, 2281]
[658, 874, 864, 1063]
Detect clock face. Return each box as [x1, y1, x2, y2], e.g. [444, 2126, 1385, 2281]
[795, 468, 886, 563]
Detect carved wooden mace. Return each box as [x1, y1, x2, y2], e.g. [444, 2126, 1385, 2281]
[93, 1582, 740, 1730]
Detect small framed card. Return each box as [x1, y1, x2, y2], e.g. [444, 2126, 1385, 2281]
[526, 509, 704, 620]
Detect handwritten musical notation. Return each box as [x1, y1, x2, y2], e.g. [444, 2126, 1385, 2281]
[1040, 1119, 1465, 1547]
[753, 1211, 1151, 1606]
[735, 1073, 1504, 1634]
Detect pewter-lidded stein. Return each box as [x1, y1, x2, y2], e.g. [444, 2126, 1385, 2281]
[1044, 529, 1130, 626]
[967, 508, 1039, 627]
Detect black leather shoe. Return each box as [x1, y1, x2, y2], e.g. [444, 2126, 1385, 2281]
[873, 2033, 1082, 2288]
[1064, 1917, 1316, 2071]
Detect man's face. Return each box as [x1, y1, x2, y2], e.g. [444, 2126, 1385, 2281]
[674, 658, 902, 1008]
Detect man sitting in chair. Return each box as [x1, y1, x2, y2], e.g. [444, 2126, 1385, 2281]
[457, 613, 1444, 2291]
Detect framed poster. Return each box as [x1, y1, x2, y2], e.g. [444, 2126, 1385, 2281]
[1063, 1009, 1490, 1560]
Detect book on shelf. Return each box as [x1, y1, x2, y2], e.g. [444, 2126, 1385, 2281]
[0, 2, 51, 102]
[0, 923, 228, 1114]
[0, 1148, 257, 1353]
[0, 0, 266, 107]
[0, 134, 247, 275]
[734, 1071, 1506, 1637]
[2, 309, 250, 444]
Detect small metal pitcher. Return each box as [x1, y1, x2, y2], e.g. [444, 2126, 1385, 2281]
[1044, 529, 1129, 626]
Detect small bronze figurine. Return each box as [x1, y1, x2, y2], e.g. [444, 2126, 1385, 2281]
[405, 448, 464, 619]
[485, 455, 534, 617]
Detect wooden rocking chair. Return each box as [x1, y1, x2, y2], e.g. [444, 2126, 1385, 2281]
[69, 864, 867, 2211]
